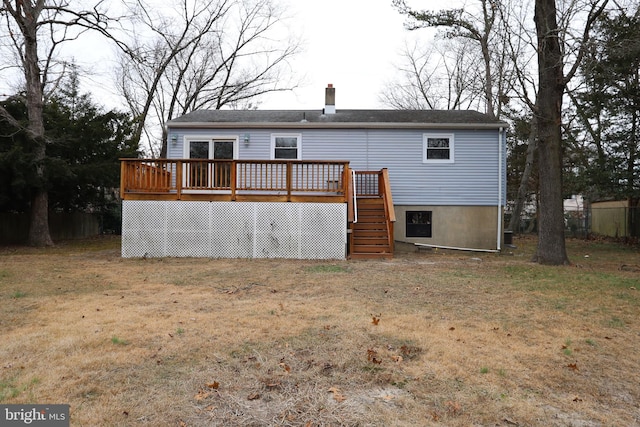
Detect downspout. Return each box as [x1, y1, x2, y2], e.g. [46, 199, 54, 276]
[497, 127, 504, 251]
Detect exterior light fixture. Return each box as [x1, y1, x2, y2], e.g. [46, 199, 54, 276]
[243, 133, 250, 145]
[170, 135, 178, 144]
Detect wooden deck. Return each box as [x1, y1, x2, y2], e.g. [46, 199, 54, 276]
[120, 159, 351, 203]
[120, 159, 395, 258]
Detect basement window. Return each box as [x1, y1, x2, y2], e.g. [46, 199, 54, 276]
[423, 134, 454, 163]
[406, 211, 432, 237]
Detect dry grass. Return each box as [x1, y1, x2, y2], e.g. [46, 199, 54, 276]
[1, 236, 639, 426]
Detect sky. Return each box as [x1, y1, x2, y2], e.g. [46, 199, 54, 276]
[99, 0, 441, 112]
[261, 0, 417, 110]
[0, 0, 444, 112]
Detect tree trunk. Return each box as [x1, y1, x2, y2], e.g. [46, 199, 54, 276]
[480, 0, 496, 119]
[532, 0, 569, 265]
[22, 6, 54, 247]
[28, 190, 53, 246]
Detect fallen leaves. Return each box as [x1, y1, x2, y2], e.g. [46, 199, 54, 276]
[399, 345, 421, 359]
[366, 344, 422, 366]
[328, 386, 346, 402]
[195, 381, 220, 401]
[367, 348, 382, 364]
[194, 390, 211, 401]
[279, 361, 291, 374]
[263, 379, 281, 390]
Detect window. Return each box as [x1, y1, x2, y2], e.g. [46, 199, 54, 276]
[423, 134, 454, 163]
[183, 136, 238, 160]
[406, 211, 432, 237]
[183, 136, 238, 189]
[271, 134, 301, 159]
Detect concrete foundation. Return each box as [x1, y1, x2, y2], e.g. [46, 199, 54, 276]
[394, 205, 502, 250]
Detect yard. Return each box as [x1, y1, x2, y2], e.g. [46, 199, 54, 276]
[1, 236, 639, 426]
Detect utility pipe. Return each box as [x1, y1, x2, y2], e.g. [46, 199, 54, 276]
[414, 243, 500, 253]
[497, 127, 504, 252]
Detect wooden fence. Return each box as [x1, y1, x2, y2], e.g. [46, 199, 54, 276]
[0, 212, 100, 244]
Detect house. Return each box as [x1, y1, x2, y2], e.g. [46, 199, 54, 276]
[120, 85, 507, 259]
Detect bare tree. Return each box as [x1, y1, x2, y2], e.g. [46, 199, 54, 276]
[392, 0, 505, 118]
[532, 0, 609, 264]
[0, 0, 116, 246]
[533, 0, 568, 264]
[501, 0, 609, 240]
[499, 0, 540, 234]
[380, 38, 486, 110]
[114, 0, 300, 157]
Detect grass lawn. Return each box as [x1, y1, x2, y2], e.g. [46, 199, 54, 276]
[1, 236, 639, 426]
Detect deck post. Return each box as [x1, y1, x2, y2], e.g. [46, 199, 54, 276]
[120, 161, 126, 199]
[230, 160, 237, 201]
[345, 165, 354, 221]
[286, 161, 293, 202]
[176, 161, 182, 200]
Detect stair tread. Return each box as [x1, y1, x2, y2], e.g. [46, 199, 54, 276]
[353, 232, 388, 237]
[354, 217, 386, 222]
[350, 195, 392, 259]
[350, 253, 393, 259]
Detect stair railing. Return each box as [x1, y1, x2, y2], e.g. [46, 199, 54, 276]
[379, 168, 396, 253]
[351, 169, 358, 224]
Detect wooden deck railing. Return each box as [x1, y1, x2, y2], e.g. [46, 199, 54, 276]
[350, 169, 396, 254]
[120, 159, 351, 203]
[379, 169, 396, 254]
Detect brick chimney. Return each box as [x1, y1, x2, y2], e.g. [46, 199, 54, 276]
[324, 84, 336, 114]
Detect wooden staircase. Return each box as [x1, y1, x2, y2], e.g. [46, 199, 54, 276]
[350, 196, 393, 259]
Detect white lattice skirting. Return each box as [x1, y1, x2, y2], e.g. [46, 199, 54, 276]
[122, 201, 347, 259]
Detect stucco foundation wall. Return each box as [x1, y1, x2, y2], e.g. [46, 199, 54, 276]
[394, 205, 502, 250]
[122, 201, 347, 259]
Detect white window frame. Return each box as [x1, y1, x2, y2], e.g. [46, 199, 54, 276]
[182, 135, 239, 160]
[270, 133, 301, 160]
[181, 135, 239, 191]
[423, 133, 455, 164]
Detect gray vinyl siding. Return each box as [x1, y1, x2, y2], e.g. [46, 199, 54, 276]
[167, 127, 506, 206]
[301, 129, 368, 167]
[371, 129, 503, 206]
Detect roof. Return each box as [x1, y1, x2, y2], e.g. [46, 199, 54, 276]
[167, 109, 507, 130]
